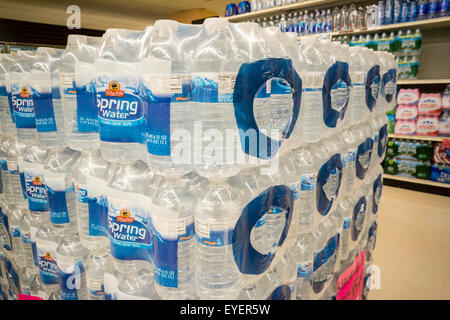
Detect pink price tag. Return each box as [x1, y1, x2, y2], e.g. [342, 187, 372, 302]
[336, 250, 366, 300]
[18, 294, 44, 300]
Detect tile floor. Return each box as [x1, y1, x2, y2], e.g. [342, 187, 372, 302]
[367, 185, 450, 300]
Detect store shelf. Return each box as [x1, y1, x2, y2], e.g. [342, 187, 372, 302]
[225, 0, 364, 22]
[397, 79, 450, 85]
[331, 16, 450, 36]
[383, 174, 450, 188]
[388, 134, 445, 142]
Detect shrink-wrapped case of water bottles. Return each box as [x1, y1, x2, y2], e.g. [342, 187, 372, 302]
[0, 17, 396, 300]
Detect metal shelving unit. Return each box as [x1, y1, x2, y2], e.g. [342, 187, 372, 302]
[383, 174, 450, 189]
[397, 79, 450, 85]
[388, 134, 445, 142]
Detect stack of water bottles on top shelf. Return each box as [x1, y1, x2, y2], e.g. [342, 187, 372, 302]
[337, 29, 422, 80]
[0, 17, 396, 300]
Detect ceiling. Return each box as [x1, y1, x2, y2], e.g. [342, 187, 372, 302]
[0, 0, 232, 30]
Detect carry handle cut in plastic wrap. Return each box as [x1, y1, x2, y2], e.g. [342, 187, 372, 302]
[232, 184, 294, 275]
[233, 57, 302, 160]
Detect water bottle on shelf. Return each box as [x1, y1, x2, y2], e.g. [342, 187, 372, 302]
[59, 35, 102, 152]
[10, 51, 38, 142]
[347, 46, 367, 127]
[30, 47, 65, 148]
[393, 0, 402, 23]
[143, 20, 194, 177]
[0, 137, 13, 202]
[8, 205, 26, 268]
[294, 232, 313, 300]
[56, 232, 89, 300]
[332, 7, 341, 32]
[0, 54, 17, 138]
[44, 146, 81, 230]
[6, 137, 27, 207]
[151, 173, 195, 300]
[195, 178, 241, 300]
[417, 0, 430, 19]
[95, 29, 148, 163]
[376, 0, 385, 25]
[35, 223, 62, 298]
[384, 0, 394, 24]
[85, 248, 113, 300]
[117, 264, 156, 299]
[105, 159, 156, 298]
[72, 148, 111, 250]
[428, 0, 441, 18]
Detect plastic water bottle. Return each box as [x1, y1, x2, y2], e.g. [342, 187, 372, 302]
[59, 35, 102, 151]
[85, 248, 113, 300]
[10, 50, 37, 142]
[35, 223, 61, 296]
[188, 18, 245, 179]
[6, 136, 27, 207]
[72, 148, 111, 250]
[294, 232, 313, 300]
[0, 137, 13, 202]
[347, 46, 367, 127]
[291, 146, 320, 232]
[30, 47, 65, 148]
[0, 54, 17, 137]
[106, 159, 156, 298]
[56, 232, 89, 300]
[117, 263, 155, 299]
[151, 174, 195, 299]
[336, 195, 356, 269]
[297, 37, 328, 143]
[309, 212, 341, 300]
[143, 21, 194, 176]
[195, 178, 241, 300]
[8, 205, 26, 267]
[95, 29, 148, 163]
[44, 146, 81, 230]
[417, 0, 429, 19]
[20, 265, 38, 296]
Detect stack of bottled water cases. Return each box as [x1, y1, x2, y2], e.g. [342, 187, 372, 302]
[0, 17, 396, 300]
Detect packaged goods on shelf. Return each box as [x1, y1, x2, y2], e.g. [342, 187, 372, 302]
[383, 156, 431, 179]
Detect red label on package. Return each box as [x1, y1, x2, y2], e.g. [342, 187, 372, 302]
[443, 138, 450, 149]
[337, 250, 365, 300]
[18, 294, 44, 300]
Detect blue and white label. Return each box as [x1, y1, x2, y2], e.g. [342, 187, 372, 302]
[11, 82, 35, 129]
[45, 171, 74, 225]
[142, 58, 191, 157]
[297, 260, 313, 278]
[22, 162, 48, 212]
[195, 219, 234, 247]
[351, 196, 366, 241]
[31, 74, 57, 132]
[107, 188, 153, 262]
[301, 173, 317, 191]
[152, 213, 194, 288]
[86, 176, 109, 237]
[381, 69, 397, 103]
[75, 62, 99, 133]
[96, 66, 147, 144]
[36, 239, 59, 285]
[191, 72, 236, 104]
[57, 257, 86, 300]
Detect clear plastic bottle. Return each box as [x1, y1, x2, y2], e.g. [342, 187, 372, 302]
[9, 50, 37, 142]
[151, 174, 195, 299]
[85, 248, 113, 300]
[95, 29, 148, 163]
[30, 47, 65, 148]
[143, 21, 194, 177]
[44, 146, 80, 230]
[294, 232, 313, 300]
[0, 137, 13, 202]
[56, 232, 89, 300]
[8, 205, 26, 268]
[0, 54, 17, 137]
[35, 223, 61, 297]
[60, 35, 102, 151]
[20, 265, 39, 296]
[195, 178, 241, 300]
[6, 136, 27, 207]
[72, 148, 111, 250]
[117, 264, 156, 300]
